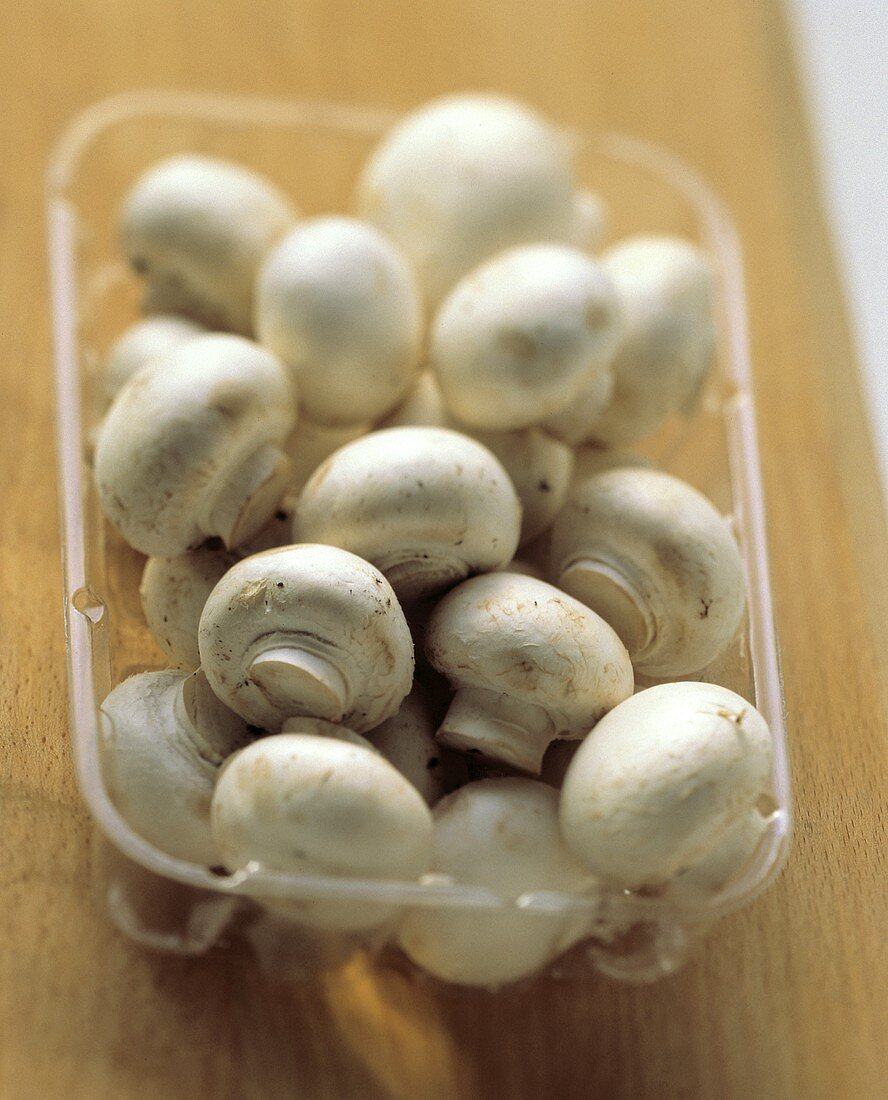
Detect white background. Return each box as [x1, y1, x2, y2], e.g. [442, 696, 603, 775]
[787, 0, 888, 493]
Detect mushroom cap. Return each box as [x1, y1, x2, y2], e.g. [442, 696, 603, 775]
[471, 427, 574, 546]
[255, 217, 423, 426]
[120, 154, 296, 334]
[559, 682, 774, 888]
[211, 732, 433, 929]
[99, 670, 252, 865]
[425, 572, 634, 735]
[198, 543, 414, 732]
[103, 314, 206, 403]
[366, 684, 467, 805]
[499, 557, 546, 581]
[538, 738, 583, 788]
[94, 334, 296, 556]
[570, 444, 652, 484]
[238, 498, 299, 554]
[280, 715, 375, 749]
[140, 548, 238, 670]
[430, 244, 621, 431]
[354, 94, 584, 307]
[539, 365, 615, 446]
[667, 807, 770, 902]
[397, 778, 593, 987]
[588, 236, 715, 446]
[569, 189, 608, 251]
[295, 427, 522, 601]
[550, 467, 746, 677]
[283, 419, 368, 497]
[381, 372, 572, 545]
[377, 369, 449, 430]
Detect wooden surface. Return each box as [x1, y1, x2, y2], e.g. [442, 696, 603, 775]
[1, 2, 887, 1097]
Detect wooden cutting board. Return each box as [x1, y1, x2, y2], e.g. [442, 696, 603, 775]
[1, 1, 886, 1096]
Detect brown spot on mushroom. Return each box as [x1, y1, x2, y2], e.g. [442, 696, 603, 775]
[584, 299, 611, 330]
[207, 383, 250, 419]
[499, 329, 536, 359]
[235, 579, 268, 606]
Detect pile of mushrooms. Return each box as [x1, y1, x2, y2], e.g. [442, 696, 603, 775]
[92, 93, 776, 988]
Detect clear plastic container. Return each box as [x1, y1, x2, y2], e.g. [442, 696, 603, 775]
[47, 92, 791, 985]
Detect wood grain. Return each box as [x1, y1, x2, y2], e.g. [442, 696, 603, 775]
[1, 1, 886, 1097]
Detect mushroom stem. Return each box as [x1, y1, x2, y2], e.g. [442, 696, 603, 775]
[378, 553, 468, 602]
[248, 646, 349, 722]
[205, 444, 292, 549]
[437, 687, 556, 774]
[558, 557, 655, 658]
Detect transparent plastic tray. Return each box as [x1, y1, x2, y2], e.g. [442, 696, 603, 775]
[47, 92, 790, 985]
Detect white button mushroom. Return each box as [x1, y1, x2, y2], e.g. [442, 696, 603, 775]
[504, 523, 555, 582]
[585, 236, 716, 447]
[120, 155, 296, 334]
[94, 334, 296, 556]
[430, 244, 621, 432]
[198, 544, 414, 732]
[569, 189, 608, 251]
[102, 314, 206, 404]
[666, 808, 770, 902]
[570, 444, 652, 483]
[100, 670, 253, 865]
[365, 684, 468, 806]
[549, 467, 746, 677]
[499, 557, 547, 581]
[380, 372, 574, 546]
[539, 366, 615, 446]
[283, 420, 368, 497]
[559, 682, 774, 889]
[425, 572, 634, 774]
[538, 738, 583, 788]
[295, 427, 522, 601]
[279, 715, 375, 748]
[140, 548, 238, 670]
[377, 369, 448, 430]
[354, 94, 591, 307]
[139, 503, 302, 669]
[255, 217, 423, 427]
[475, 426, 574, 545]
[237, 499, 298, 554]
[210, 731, 433, 931]
[397, 778, 594, 987]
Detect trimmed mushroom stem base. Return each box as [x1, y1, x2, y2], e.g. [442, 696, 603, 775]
[558, 557, 655, 659]
[436, 688, 556, 774]
[205, 444, 293, 549]
[249, 646, 349, 723]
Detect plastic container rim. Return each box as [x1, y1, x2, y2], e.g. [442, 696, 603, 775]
[46, 89, 792, 923]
